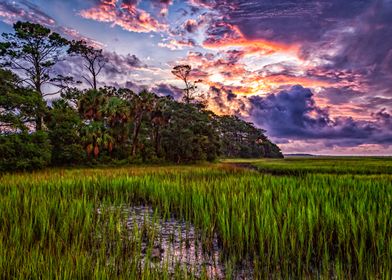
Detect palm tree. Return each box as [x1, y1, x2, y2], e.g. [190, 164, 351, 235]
[104, 96, 129, 127]
[78, 89, 108, 121]
[81, 121, 103, 159]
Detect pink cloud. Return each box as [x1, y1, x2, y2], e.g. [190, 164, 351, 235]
[80, 0, 167, 33]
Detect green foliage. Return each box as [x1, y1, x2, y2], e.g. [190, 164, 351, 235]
[261, 140, 284, 158]
[218, 115, 283, 158]
[45, 99, 85, 165]
[0, 69, 46, 132]
[161, 101, 220, 163]
[0, 131, 51, 171]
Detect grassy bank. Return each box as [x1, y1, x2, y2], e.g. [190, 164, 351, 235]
[0, 160, 391, 278]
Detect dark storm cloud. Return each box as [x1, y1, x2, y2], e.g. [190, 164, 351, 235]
[201, 1, 392, 92]
[313, 1, 392, 93]
[248, 85, 392, 147]
[208, 0, 373, 43]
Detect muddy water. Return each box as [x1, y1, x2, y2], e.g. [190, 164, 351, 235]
[98, 205, 253, 279]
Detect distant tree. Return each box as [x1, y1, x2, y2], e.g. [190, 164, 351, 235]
[129, 90, 156, 156]
[68, 40, 107, 90]
[150, 96, 171, 157]
[102, 94, 129, 156]
[216, 115, 283, 158]
[171, 64, 201, 103]
[161, 101, 220, 163]
[0, 21, 69, 130]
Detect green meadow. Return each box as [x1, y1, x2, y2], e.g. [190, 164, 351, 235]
[1, 158, 391, 279]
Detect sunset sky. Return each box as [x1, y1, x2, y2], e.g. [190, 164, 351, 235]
[1, 0, 391, 155]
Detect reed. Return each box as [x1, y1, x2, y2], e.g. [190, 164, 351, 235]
[0, 159, 391, 278]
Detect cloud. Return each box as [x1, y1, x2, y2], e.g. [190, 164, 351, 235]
[302, 1, 392, 96]
[248, 85, 392, 147]
[79, 0, 167, 33]
[158, 38, 196, 50]
[209, 0, 373, 43]
[0, 0, 102, 47]
[55, 50, 147, 88]
[183, 19, 198, 33]
[203, 20, 298, 56]
[150, 0, 173, 17]
[151, 83, 183, 99]
[0, 0, 55, 26]
[188, 0, 216, 9]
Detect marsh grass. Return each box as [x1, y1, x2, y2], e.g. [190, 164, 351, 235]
[224, 157, 392, 175]
[0, 160, 391, 279]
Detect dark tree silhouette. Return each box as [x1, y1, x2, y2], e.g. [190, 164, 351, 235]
[171, 64, 200, 103]
[68, 40, 107, 90]
[0, 21, 69, 130]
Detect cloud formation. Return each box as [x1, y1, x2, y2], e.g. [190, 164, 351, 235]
[80, 0, 167, 33]
[1, 0, 391, 154]
[0, 0, 101, 47]
[250, 86, 391, 148]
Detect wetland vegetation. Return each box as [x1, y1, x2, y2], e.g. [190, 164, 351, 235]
[1, 159, 391, 279]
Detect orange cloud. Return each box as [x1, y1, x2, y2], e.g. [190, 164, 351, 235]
[203, 24, 299, 55]
[257, 74, 332, 88]
[182, 54, 333, 95]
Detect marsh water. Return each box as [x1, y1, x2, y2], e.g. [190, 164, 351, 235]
[97, 205, 253, 279]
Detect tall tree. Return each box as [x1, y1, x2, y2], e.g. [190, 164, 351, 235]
[171, 64, 200, 103]
[0, 68, 46, 133]
[0, 21, 69, 130]
[68, 40, 106, 90]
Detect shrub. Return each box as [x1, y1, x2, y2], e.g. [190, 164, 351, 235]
[0, 132, 51, 172]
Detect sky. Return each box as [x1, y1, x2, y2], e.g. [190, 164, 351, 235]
[0, 0, 391, 155]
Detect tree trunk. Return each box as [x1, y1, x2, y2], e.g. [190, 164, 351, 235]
[131, 114, 142, 156]
[154, 127, 160, 157]
[93, 74, 97, 90]
[35, 116, 43, 131]
[35, 75, 44, 131]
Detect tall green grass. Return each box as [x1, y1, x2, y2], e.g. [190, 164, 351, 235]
[0, 161, 391, 278]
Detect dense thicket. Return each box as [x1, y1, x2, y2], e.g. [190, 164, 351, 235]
[0, 131, 51, 171]
[0, 21, 282, 171]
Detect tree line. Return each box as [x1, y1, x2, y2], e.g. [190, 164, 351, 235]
[0, 21, 283, 171]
